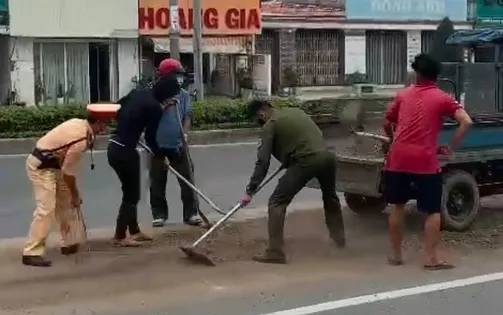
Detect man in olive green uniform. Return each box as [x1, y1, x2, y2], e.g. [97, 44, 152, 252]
[240, 100, 346, 264]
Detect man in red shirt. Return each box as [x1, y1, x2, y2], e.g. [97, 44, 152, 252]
[383, 53, 472, 270]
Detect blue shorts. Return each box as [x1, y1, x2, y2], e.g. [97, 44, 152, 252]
[384, 171, 443, 214]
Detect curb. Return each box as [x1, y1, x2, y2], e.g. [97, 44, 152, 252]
[0, 128, 261, 154]
[0, 201, 322, 256]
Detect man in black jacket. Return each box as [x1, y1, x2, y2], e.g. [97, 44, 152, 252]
[107, 74, 181, 247]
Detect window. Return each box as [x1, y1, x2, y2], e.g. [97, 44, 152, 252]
[34, 42, 90, 105]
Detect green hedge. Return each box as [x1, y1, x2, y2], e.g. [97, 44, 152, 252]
[0, 97, 301, 138]
[0, 96, 392, 138]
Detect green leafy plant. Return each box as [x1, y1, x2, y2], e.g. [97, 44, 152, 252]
[131, 74, 154, 89]
[0, 96, 393, 138]
[0, 98, 301, 138]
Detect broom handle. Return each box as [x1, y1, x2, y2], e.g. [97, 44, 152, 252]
[352, 131, 391, 143]
[192, 167, 283, 247]
[138, 141, 227, 216]
[174, 97, 224, 217]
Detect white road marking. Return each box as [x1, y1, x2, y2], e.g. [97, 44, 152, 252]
[0, 141, 258, 159]
[257, 272, 503, 315]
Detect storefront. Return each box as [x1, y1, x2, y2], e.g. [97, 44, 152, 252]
[138, 0, 263, 97]
[345, 0, 471, 84]
[8, 0, 139, 106]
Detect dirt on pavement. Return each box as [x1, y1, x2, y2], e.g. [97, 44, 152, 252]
[3, 201, 503, 313]
[0, 208, 394, 312]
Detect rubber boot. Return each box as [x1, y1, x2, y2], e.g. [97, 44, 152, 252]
[252, 249, 287, 264]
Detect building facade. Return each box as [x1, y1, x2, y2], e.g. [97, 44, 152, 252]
[257, 0, 472, 92]
[9, 0, 139, 106]
[4, 0, 475, 104]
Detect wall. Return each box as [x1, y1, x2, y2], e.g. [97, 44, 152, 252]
[117, 39, 139, 99]
[8, 0, 138, 38]
[10, 37, 35, 105]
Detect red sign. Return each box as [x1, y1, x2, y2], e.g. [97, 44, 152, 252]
[139, 0, 262, 35]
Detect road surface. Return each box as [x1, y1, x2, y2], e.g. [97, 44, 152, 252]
[0, 123, 375, 239]
[3, 127, 503, 315]
[0, 143, 321, 239]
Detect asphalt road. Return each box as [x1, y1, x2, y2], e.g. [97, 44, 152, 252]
[18, 253, 503, 315]
[119, 281, 503, 315]
[0, 143, 322, 239]
[92, 262, 503, 315]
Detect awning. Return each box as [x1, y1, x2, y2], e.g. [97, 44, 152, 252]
[150, 36, 250, 54]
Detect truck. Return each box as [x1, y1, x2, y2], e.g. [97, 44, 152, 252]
[308, 28, 503, 232]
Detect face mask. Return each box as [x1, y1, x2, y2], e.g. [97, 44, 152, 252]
[176, 75, 184, 86]
[257, 113, 267, 126]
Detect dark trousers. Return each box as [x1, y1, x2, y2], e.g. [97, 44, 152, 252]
[267, 151, 344, 253]
[149, 146, 200, 221]
[107, 142, 141, 240]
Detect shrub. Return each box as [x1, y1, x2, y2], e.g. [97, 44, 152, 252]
[0, 97, 302, 138]
[0, 96, 392, 138]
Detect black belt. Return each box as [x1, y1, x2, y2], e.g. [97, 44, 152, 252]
[31, 148, 61, 170]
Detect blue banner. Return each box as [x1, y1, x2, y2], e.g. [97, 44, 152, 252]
[346, 0, 467, 21]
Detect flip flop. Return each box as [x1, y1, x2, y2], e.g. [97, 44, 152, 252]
[131, 233, 153, 242]
[387, 257, 404, 266]
[424, 261, 455, 271]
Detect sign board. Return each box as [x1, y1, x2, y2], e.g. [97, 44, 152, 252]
[344, 35, 366, 74]
[252, 54, 272, 97]
[476, 0, 503, 26]
[346, 0, 468, 21]
[139, 0, 262, 36]
[406, 31, 421, 72]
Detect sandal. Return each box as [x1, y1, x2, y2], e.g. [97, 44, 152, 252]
[424, 261, 455, 271]
[112, 238, 143, 247]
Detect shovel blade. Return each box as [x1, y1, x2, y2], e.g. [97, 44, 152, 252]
[180, 246, 216, 267]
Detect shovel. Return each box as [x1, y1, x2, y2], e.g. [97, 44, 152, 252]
[179, 167, 283, 266]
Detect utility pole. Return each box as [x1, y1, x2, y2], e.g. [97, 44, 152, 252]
[169, 0, 180, 60]
[193, 0, 204, 100]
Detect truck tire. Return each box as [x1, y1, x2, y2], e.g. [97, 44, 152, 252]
[344, 193, 387, 214]
[441, 170, 480, 232]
